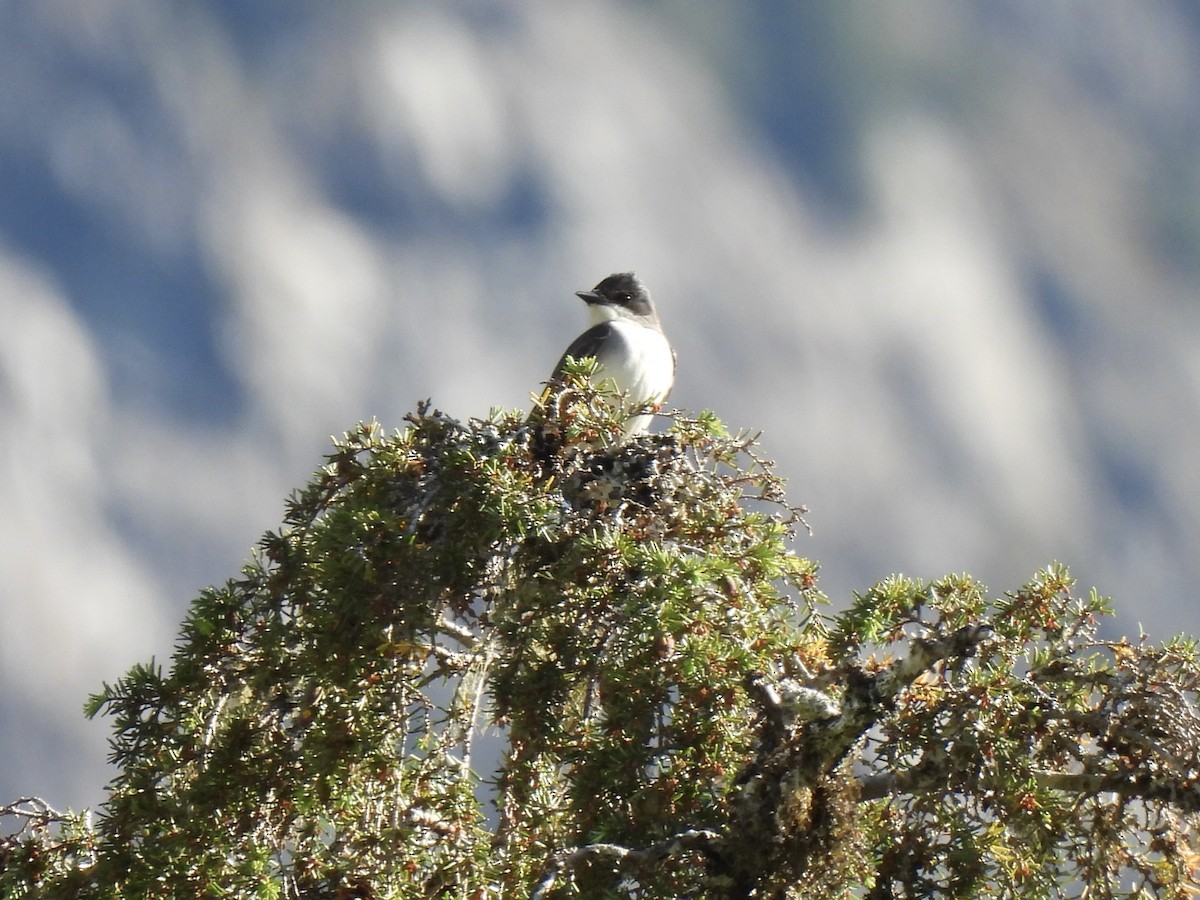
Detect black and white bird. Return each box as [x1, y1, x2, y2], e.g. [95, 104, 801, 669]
[544, 272, 676, 437]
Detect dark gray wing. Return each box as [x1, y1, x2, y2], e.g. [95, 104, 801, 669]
[550, 322, 623, 378]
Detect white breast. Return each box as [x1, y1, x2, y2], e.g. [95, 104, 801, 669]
[593, 319, 675, 435]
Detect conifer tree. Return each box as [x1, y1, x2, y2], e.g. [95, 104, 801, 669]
[4, 374, 1200, 898]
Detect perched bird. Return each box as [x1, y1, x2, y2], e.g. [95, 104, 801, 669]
[541, 272, 676, 437]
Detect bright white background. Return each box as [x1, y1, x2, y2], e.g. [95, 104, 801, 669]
[3, 0, 1200, 812]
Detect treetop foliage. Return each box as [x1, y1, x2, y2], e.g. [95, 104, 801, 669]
[4, 377, 1200, 898]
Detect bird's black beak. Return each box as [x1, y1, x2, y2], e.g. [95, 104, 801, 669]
[575, 290, 602, 305]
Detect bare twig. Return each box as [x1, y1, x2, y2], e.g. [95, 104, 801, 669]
[1, 797, 76, 843]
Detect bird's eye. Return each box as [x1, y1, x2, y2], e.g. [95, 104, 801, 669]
[616, 292, 632, 303]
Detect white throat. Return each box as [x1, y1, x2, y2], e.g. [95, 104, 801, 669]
[588, 303, 623, 326]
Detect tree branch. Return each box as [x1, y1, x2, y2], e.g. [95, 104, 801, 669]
[530, 829, 721, 900]
[858, 763, 1200, 815]
[1034, 770, 1200, 813]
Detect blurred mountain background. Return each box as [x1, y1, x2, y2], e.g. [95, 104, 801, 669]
[3, 0, 1199, 813]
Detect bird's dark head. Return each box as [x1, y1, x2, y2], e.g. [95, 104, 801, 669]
[576, 272, 658, 324]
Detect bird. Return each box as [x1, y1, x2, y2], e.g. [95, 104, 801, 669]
[539, 272, 676, 437]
